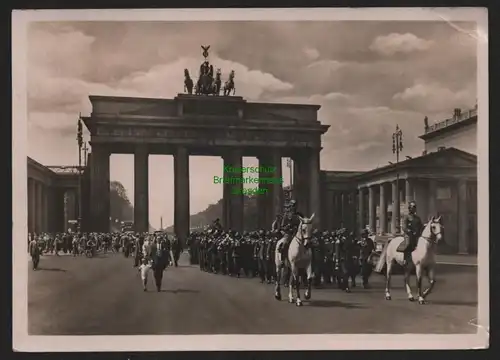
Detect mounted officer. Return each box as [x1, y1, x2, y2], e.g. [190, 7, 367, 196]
[402, 200, 424, 266]
[276, 199, 304, 260]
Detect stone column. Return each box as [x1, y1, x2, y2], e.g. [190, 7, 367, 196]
[405, 178, 414, 205]
[222, 160, 230, 230]
[333, 192, 342, 229]
[351, 191, 358, 231]
[428, 179, 437, 217]
[358, 188, 365, 231]
[134, 145, 149, 233]
[293, 158, 301, 207]
[324, 190, 335, 230]
[379, 183, 387, 235]
[174, 146, 190, 244]
[42, 185, 48, 232]
[457, 179, 468, 253]
[90, 144, 110, 232]
[35, 181, 43, 233]
[53, 188, 66, 233]
[368, 186, 376, 233]
[341, 192, 349, 229]
[226, 149, 244, 232]
[64, 190, 77, 231]
[308, 149, 321, 227]
[391, 180, 400, 234]
[45, 187, 55, 233]
[293, 153, 310, 215]
[271, 152, 284, 222]
[27, 178, 35, 234]
[257, 155, 271, 229]
[81, 169, 91, 232]
[222, 162, 229, 230]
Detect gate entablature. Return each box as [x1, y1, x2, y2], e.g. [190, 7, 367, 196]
[83, 94, 329, 152]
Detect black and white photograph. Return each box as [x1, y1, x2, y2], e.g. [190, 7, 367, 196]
[12, 8, 489, 351]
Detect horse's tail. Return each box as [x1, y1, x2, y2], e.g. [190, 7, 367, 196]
[374, 245, 387, 273]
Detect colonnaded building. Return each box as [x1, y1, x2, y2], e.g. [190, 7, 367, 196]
[26, 95, 478, 255]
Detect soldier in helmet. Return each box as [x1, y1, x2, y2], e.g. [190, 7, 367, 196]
[402, 200, 424, 266]
[271, 214, 282, 232]
[358, 228, 375, 288]
[212, 218, 222, 231]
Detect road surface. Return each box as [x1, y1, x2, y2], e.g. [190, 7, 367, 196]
[28, 252, 478, 335]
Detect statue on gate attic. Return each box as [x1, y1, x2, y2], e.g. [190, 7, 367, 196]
[183, 45, 234, 97]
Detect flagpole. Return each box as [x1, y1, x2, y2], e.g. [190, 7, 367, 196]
[77, 114, 83, 232]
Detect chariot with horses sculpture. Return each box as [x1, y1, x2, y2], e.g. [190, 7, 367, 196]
[184, 45, 236, 96]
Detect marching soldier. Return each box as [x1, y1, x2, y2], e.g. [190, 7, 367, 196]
[271, 214, 282, 232]
[212, 218, 223, 231]
[358, 228, 375, 288]
[29, 236, 41, 270]
[402, 200, 424, 266]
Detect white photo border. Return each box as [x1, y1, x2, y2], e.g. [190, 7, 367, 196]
[12, 7, 489, 352]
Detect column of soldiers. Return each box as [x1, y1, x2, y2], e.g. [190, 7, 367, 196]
[187, 202, 377, 290]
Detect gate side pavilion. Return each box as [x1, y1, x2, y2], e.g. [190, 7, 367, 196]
[320, 107, 478, 255]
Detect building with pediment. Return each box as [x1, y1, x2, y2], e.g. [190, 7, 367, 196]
[320, 105, 478, 254]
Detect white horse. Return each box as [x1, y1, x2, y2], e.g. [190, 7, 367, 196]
[274, 214, 315, 306]
[375, 216, 444, 304]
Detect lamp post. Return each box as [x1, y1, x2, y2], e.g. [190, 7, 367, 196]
[77, 114, 83, 233]
[392, 125, 403, 233]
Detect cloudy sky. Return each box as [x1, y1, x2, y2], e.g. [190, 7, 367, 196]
[27, 20, 477, 228]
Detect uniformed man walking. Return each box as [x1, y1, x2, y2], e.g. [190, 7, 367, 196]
[402, 200, 424, 266]
[29, 236, 41, 270]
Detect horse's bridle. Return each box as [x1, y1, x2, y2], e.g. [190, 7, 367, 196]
[420, 222, 443, 245]
[294, 221, 312, 245]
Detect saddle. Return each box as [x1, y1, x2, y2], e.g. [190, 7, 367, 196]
[396, 235, 415, 253]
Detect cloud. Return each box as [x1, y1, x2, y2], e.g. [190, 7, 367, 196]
[306, 59, 344, 72]
[117, 54, 294, 101]
[393, 82, 475, 113]
[28, 24, 96, 79]
[303, 47, 320, 60]
[273, 92, 353, 106]
[369, 33, 434, 56]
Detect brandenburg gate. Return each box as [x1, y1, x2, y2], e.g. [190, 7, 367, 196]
[82, 94, 329, 242]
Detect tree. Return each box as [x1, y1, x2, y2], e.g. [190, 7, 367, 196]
[108, 181, 153, 231]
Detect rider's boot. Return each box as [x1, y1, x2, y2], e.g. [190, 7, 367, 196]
[403, 251, 410, 266]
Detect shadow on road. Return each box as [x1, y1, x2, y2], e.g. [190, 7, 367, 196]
[308, 300, 366, 309]
[427, 300, 477, 307]
[161, 289, 200, 294]
[37, 267, 67, 272]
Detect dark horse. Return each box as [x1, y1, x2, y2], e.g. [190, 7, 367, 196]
[184, 69, 194, 94]
[213, 68, 222, 95]
[151, 239, 170, 292]
[223, 70, 236, 96]
[169, 236, 183, 267]
[333, 232, 359, 293]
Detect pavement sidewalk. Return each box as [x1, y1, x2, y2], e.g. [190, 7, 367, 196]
[436, 254, 477, 266]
